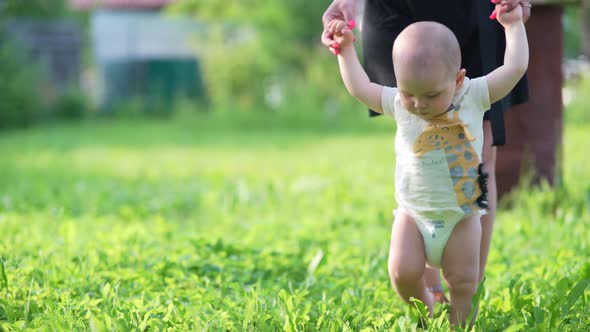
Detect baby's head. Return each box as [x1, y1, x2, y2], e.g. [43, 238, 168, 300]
[392, 22, 466, 119]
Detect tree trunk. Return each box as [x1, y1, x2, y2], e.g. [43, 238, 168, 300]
[496, 6, 563, 198]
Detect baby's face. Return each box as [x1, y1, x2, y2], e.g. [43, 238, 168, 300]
[396, 65, 463, 120]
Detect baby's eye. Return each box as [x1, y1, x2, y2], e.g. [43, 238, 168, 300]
[427, 93, 440, 98]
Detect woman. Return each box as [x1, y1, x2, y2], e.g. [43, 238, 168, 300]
[321, 0, 530, 302]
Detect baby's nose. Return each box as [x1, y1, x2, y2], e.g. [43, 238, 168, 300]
[414, 98, 427, 109]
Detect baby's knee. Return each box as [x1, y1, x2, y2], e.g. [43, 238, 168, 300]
[388, 260, 423, 287]
[444, 270, 478, 295]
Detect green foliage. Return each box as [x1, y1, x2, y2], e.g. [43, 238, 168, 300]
[564, 7, 582, 58]
[0, 108, 588, 330]
[168, 0, 336, 111]
[52, 87, 90, 120]
[565, 72, 590, 124]
[0, 0, 91, 129]
[0, 43, 47, 129]
[0, 41, 93, 129]
[1, 0, 67, 18]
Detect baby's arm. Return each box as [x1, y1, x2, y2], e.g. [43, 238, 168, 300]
[332, 21, 384, 113]
[485, 4, 529, 104]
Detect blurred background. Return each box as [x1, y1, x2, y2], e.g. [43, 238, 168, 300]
[0, 0, 360, 123]
[0, 2, 585, 112]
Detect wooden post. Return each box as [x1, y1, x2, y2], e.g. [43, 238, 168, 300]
[496, 1, 578, 198]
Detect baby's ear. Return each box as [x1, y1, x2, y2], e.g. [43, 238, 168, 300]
[455, 69, 466, 87]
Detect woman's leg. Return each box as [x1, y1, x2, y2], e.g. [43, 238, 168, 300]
[480, 119, 497, 280]
[423, 267, 448, 303]
[423, 120, 498, 297]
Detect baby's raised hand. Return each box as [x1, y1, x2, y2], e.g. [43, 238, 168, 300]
[328, 19, 348, 35]
[490, 0, 531, 22]
[328, 19, 356, 55]
[494, 2, 524, 27]
[333, 28, 354, 47]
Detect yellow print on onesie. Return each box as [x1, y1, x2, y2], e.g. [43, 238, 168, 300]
[412, 108, 482, 214]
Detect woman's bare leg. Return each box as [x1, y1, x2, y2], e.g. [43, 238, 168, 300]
[480, 120, 498, 280]
[423, 267, 448, 303]
[422, 120, 498, 308]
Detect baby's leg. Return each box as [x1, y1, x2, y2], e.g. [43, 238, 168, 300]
[441, 214, 482, 327]
[388, 211, 434, 313]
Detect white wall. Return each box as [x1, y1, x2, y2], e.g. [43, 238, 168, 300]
[92, 9, 205, 62]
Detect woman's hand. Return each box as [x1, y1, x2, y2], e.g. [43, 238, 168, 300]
[329, 19, 355, 49]
[495, 2, 524, 27]
[491, 0, 531, 22]
[321, 0, 357, 54]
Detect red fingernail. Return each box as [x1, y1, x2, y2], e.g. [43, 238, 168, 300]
[332, 43, 340, 49]
[348, 19, 356, 29]
[489, 11, 497, 20]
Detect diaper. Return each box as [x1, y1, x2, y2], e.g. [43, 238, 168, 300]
[394, 209, 483, 268]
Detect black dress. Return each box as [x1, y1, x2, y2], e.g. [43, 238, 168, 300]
[361, 0, 528, 146]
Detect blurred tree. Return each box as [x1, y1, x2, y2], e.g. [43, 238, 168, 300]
[0, 0, 87, 129]
[1, 0, 66, 18]
[168, 0, 336, 111]
[583, 0, 590, 57]
[0, 43, 46, 129]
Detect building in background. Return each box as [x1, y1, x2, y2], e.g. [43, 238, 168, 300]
[71, 0, 207, 111]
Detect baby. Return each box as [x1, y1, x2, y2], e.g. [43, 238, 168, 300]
[329, 4, 528, 327]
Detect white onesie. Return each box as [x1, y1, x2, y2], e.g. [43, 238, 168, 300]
[382, 77, 491, 267]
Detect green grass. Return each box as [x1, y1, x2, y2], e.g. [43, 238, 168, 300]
[0, 108, 588, 331]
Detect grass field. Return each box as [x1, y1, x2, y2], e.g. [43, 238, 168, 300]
[0, 107, 588, 331]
